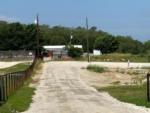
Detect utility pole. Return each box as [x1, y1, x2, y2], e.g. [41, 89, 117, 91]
[36, 14, 40, 57]
[86, 17, 90, 62]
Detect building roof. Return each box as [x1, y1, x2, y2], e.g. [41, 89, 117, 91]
[44, 45, 65, 49]
[43, 45, 83, 50]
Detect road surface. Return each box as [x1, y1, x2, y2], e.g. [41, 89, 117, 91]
[23, 62, 150, 113]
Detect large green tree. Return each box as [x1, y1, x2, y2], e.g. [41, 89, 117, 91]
[94, 35, 119, 54]
[116, 36, 144, 54]
[144, 40, 150, 53]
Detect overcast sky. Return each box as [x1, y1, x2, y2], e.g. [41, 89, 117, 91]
[0, 0, 150, 41]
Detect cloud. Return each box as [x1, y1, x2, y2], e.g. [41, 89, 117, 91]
[0, 15, 19, 23]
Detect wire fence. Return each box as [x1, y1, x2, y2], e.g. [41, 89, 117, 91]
[0, 51, 35, 61]
[0, 57, 38, 104]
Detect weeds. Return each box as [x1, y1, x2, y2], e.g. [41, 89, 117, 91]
[87, 65, 106, 73]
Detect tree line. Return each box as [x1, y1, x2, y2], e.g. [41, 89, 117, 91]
[0, 21, 149, 54]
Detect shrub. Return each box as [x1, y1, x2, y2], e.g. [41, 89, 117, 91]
[87, 65, 105, 73]
[68, 47, 83, 58]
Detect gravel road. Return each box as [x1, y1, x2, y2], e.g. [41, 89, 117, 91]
[22, 61, 150, 113]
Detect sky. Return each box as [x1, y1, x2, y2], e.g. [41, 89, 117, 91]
[0, 0, 150, 41]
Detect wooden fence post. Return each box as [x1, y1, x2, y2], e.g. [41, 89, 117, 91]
[0, 56, 38, 104]
[147, 74, 150, 101]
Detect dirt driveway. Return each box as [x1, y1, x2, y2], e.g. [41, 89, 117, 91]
[22, 61, 150, 113]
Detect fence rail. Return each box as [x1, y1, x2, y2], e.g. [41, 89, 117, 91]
[0, 57, 38, 104]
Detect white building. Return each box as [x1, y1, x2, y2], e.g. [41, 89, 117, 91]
[43, 45, 82, 60]
[93, 49, 102, 56]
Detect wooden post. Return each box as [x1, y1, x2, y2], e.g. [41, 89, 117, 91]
[147, 74, 150, 101]
[0, 77, 3, 103]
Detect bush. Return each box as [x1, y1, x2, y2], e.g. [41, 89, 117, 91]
[87, 65, 105, 73]
[68, 47, 83, 58]
[94, 35, 119, 54]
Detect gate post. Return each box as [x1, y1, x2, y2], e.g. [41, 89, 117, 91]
[147, 73, 150, 101]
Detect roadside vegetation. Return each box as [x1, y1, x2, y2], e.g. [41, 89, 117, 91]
[68, 46, 83, 58]
[87, 65, 106, 73]
[91, 53, 149, 62]
[79, 53, 150, 62]
[0, 85, 35, 113]
[0, 60, 42, 113]
[97, 84, 150, 108]
[1, 21, 150, 56]
[0, 63, 30, 75]
[86, 62, 150, 107]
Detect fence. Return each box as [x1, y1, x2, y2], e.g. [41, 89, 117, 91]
[147, 74, 150, 101]
[0, 57, 38, 104]
[0, 50, 35, 61]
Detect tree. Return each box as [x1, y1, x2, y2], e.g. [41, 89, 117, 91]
[24, 24, 37, 50]
[144, 40, 150, 53]
[116, 36, 144, 54]
[94, 35, 119, 54]
[0, 21, 9, 50]
[0, 20, 146, 55]
[8, 23, 26, 50]
[68, 47, 83, 58]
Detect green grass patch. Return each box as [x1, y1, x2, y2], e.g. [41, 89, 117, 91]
[0, 63, 30, 74]
[0, 85, 35, 113]
[97, 84, 150, 108]
[87, 65, 106, 73]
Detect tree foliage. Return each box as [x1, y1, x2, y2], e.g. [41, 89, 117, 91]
[116, 36, 144, 54]
[94, 35, 119, 54]
[68, 47, 83, 58]
[144, 40, 150, 53]
[0, 21, 147, 55]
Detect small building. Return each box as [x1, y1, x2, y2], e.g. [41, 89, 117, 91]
[93, 49, 102, 56]
[43, 45, 82, 60]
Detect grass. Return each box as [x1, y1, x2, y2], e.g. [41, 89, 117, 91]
[97, 84, 150, 108]
[0, 63, 30, 74]
[79, 53, 150, 62]
[0, 85, 35, 113]
[0, 59, 43, 113]
[111, 81, 121, 85]
[141, 66, 150, 69]
[116, 68, 145, 75]
[87, 65, 106, 73]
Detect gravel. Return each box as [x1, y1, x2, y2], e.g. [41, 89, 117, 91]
[22, 61, 150, 113]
